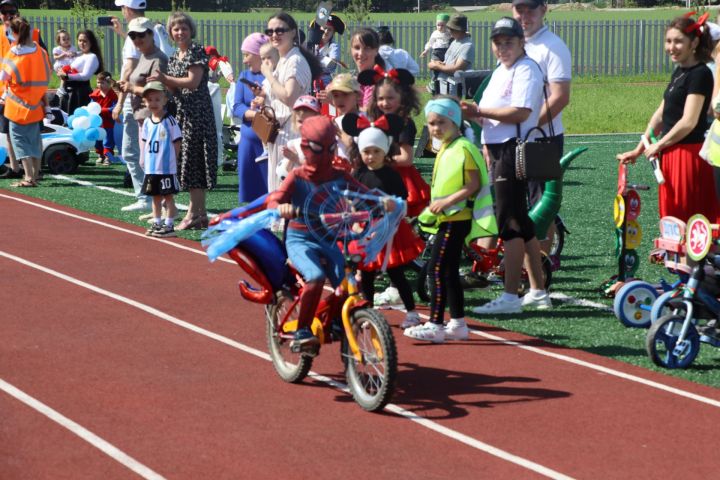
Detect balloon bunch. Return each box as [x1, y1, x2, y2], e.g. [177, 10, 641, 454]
[65, 102, 106, 149]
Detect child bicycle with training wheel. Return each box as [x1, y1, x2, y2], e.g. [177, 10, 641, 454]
[202, 116, 403, 411]
[646, 214, 720, 369]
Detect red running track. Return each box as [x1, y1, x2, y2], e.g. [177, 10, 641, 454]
[2, 190, 720, 479]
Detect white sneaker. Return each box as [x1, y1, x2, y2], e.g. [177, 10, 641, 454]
[521, 291, 552, 310]
[404, 322, 445, 343]
[121, 200, 151, 212]
[374, 286, 401, 306]
[400, 311, 421, 329]
[471, 295, 522, 315]
[444, 319, 469, 340]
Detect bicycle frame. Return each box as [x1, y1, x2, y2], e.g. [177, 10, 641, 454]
[274, 254, 368, 362]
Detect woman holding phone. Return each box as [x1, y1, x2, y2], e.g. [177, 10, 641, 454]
[233, 32, 270, 203]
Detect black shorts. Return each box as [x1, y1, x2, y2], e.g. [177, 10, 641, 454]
[527, 134, 565, 207]
[487, 140, 535, 242]
[142, 174, 179, 196]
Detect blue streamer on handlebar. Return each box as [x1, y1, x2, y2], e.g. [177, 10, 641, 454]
[201, 209, 280, 262]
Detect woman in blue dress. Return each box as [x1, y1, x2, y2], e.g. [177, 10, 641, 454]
[233, 32, 269, 203]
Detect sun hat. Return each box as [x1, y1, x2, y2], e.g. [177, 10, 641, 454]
[490, 17, 524, 39]
[127, 17, 153, 34]
[512, 0, 545, 8]
[446, 14, 468, 33]
[114, 0, 147, 9]
[142, 81, 166, 96]
[241, 32, 268, 56]
[293, 95, 321, 113]
[326, 73, 361, 94]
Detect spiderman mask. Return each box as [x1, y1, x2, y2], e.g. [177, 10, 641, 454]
[298, 115, 338, 183]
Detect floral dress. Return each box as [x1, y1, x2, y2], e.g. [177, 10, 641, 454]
[168, 42, 217, 190]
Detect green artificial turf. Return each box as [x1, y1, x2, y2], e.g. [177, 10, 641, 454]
[3, 134, 720, 389]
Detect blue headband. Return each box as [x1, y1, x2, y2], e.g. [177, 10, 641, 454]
[424, 98, 462, 127]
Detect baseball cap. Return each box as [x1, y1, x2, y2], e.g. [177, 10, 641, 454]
[512, 0, 545, 8]
[326, 73, 361, 94]
[115, 0, 147, 9]
[127, 17, 153, 34]
[293, 95, 321, 113]
[708, 22, 720, 42]
[142, 81, 166, 96]
[0, 0, 18, 9]
[490, 17, 524, 39]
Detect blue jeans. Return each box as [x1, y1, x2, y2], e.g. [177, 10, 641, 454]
[121, 100, 147, 203]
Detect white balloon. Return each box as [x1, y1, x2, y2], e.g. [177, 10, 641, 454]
[73, 116, 90, 130]
[86, 102, 102, 116]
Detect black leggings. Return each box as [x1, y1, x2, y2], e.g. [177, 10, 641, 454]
[427, 220, 471, 324]
[714, 167, 720, 204]
[360, 266, 415, 311]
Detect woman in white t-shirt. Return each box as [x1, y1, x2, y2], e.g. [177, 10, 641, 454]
[57, 30, 102, 114]
[463, 17, 549, 315]
[255, 12, 322, 193]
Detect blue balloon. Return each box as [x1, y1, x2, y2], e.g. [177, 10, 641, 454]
[97, 128, 107, 141]
[89, 114, 102, 128]
[73, 107, 88, 117]
[66, 115, 75, 129]
[0, 146, 7, 164]
[84, 127, 100, 142]
[71, 128, 85, 144]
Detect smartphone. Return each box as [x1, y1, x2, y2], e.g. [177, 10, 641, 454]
[239, 78, 260, 90]
[97, 16, 113, 27]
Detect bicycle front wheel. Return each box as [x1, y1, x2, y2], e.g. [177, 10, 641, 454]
[344, 308, 397, 412]
[266, 292, 313, 383]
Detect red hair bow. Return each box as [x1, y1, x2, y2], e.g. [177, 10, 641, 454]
[372, 64, 399, 84]
[684, 11, 710, 37]
[356, 114, 390, 131]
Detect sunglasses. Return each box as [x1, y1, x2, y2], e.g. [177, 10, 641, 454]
[264, 27, 289, 37]
[128, 31, 148, 40]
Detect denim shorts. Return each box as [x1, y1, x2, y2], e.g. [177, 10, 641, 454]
[9, 120, 42, 161]
[286, 227, 344, 286]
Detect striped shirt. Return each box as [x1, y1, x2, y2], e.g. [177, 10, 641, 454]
[140, 113, 182, 175]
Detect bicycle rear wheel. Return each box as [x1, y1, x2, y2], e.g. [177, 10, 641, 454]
[343, 308, 397, 412]
[266, 292, 313, 383]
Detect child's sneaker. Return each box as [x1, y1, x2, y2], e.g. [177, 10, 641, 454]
[444, 319, 469, 340]
[152, 224, 176, 238]
[145, 222, 162, 236]
[290, 326, 320, 354]
[374, 286, 401, 306]
[521, 291, 552, 310]
[471, 295, 522, 314]
[400, 311, 421, 329]
[404, 322, 445, 343]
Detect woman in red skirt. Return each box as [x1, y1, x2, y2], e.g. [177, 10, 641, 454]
[617, 13, 720, 224]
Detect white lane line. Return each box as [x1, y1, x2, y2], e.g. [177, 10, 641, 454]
[0, 378, 165, 480]
[0, 193, 231, 264]
[0, 250, 573, 480]
[549, 293, 612, 312]
[50, 175, 190, 211]
[2, 194, 718, 407]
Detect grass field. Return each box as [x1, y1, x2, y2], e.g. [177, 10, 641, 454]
[3, 132, 719, 388]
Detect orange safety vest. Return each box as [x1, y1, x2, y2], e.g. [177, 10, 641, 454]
[0, 28, 40, 95]
[1, 44, 50, 124]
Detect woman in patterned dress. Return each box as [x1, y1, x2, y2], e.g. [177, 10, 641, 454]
[149, 11, 217, 230]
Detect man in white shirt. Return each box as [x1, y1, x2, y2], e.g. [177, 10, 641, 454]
[110, 0, 162, 212]
[513, 0, 571, 253]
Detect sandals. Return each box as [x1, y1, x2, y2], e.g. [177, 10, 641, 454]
[176, 214, 209, 231]
[10, 179, 37, 188]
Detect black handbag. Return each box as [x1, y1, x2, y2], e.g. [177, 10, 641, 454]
[514, 85, 562, 181]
